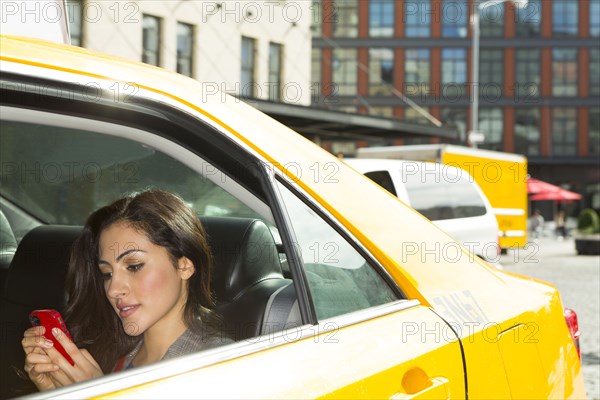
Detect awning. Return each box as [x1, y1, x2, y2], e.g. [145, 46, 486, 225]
[527, 177, 563, 194]
[243, 98, 458, 141]
[527, 177, 581, 201]
[530, 190, 581, 201]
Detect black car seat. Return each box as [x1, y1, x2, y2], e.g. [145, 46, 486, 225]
[201, 217, 301, 340]
[0, 209, 17, 294]
[0, 225, 82, 399]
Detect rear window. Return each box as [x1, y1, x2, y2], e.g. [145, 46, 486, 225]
[403, 169, 487, 221]
[364, 170, 397, 196]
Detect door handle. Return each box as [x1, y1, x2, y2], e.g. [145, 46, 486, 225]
[390, 377, 450, 400]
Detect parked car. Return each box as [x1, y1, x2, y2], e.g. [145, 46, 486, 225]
[0, 35, 585, 399]
[344, 158, 500, 263]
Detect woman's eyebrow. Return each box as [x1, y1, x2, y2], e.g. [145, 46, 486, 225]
[98, 249, 147, 265]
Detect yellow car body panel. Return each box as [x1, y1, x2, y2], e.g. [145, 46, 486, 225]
[0, 35, 586, 399]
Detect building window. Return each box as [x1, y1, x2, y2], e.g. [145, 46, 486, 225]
[311, 0, 322, 38]
[241, 36, 256, 98]
[405, 0, 431, 37]
[176, 22, 193, 77]
[311, 49, 322, 102]
[514, 108, 540, 156]
[478, 108, 503, 151]
[370, 0, 394, 37]
[333, 0, 358, 37]
[591, 48, 600, 96]
[369, 48, 394, 96]
[591, 107, 600, 155]
[515, 49, 540, 99]
[142, 15, 161, 66]
[552, 108, 577, 156]
[515, 0, 541, 37]
[592, 0, 600, 37]
[442, 0, 467, 38]
[552, 49, 578, 97]
[442, 108, 468, 144]
[268, 42, 282, 101]
[332, 48, 357, 96]
[552, 0, 578, 37]
[479, 49, 503, 98]
[66, 0, 82, 46]
[405, 49, 430, 96]
[369, 107, 394, 117]
[480, 2, 504, 37]
[442, 48, 467, 98]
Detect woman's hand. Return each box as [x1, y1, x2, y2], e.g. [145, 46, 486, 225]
[44, 327, 104, 387]
[22, 326, 60, 391]
[22, 326, 104, 391]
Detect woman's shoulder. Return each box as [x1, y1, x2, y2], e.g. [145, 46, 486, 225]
[163, 326, 234, 361]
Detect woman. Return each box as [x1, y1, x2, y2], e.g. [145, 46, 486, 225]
[21, 190, 230, 391]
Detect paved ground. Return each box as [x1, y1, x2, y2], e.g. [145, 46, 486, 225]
[501, 236, 600, 399]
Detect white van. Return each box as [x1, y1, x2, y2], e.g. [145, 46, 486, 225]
[345, 158, 500, 263]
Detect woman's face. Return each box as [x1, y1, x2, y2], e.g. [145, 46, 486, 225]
[98, 222, 193, 336]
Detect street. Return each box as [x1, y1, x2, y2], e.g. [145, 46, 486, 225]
[501, 236, 600, 399]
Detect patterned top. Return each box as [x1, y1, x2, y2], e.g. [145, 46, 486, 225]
[114, 327, 233, 371]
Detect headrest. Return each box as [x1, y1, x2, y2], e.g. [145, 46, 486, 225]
[0, 209, 17, 269]
[3, 225, 82, 307]
[201, 217, 283, 303]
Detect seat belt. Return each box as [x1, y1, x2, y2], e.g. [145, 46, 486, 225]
[261, 283, 298, 335]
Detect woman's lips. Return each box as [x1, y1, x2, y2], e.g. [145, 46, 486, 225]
[118, 304, 140, 318]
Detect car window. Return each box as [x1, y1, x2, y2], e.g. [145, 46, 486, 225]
[276, 181, 398, 320]
[403, 169, 487, 220]
[364, 170, 397, 196]
[0, 120, 262, 225]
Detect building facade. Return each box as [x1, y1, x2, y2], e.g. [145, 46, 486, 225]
[312, 0, 600, 210]
[67, 0, 313, 105]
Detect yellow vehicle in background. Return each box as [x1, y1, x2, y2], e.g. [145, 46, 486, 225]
[357, 144, 528, 251]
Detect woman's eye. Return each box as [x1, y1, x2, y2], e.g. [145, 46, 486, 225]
[100, 271, 112, 280]
[127, 263, 144, 272]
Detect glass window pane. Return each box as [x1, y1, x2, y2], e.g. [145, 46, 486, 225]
[268, 43, 282, 101]
[276, 182, 398, 320]
[514, 108, 540, 156]
[480, 2, 504, 37]
[176, 22, 194, 77]
[552, 108, 578, 156]
[478, 108, 504, 151]
[142, 15, 161, 66]
[370, 0, 394, 37]
[516, 0, 541, 37]
[442, 0, 467, 38]
[369, 48, 394, 95]
[241, 37, 256, 98]
[405, 0, 431, 37]
[552, 49, 578, 97]
[332, 48, 358, 96]
[590, 107, 600, 155]
[553, 0, 578, 37]
[333, 0, 358, 37]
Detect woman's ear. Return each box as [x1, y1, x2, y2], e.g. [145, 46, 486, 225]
[177, 257, 195, 280]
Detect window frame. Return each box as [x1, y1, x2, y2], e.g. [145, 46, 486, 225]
[142, 14, 161, 66]
[176, 22, 194, 78]
[271, 175, 406, 317]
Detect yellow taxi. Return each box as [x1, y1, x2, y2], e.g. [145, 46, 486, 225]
[0, 35, 586, 399]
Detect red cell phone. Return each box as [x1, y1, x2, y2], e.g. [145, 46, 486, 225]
[29, 309, 75, 366]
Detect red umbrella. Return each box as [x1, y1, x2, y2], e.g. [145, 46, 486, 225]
[530, 188, 581, 201]
[527, 177, 563, 194]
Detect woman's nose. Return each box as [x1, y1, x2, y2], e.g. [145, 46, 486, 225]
[107, 270, 128, 299]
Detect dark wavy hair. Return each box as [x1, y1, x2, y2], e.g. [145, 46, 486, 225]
[64, 190, 217, 372]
